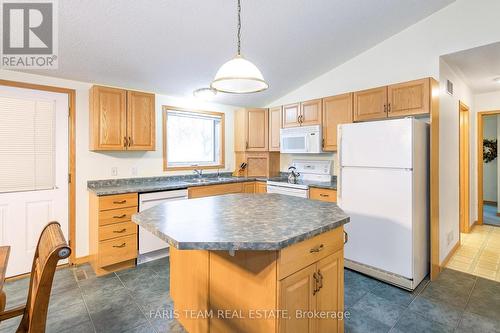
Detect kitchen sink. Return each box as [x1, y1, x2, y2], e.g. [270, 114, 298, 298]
[184, 178, 213, 184]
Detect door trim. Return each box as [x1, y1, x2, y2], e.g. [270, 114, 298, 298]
[477, 109, 500, 226]
[0, 79, 76, 265]
[459, 101, 470, 233]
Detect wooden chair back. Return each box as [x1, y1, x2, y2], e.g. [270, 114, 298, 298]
[2, 222, 71, 333]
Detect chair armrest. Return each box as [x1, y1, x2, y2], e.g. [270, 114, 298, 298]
[0, 304, 25, 321]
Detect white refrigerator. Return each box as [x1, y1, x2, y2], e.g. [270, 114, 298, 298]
[338, 118, 429, 290]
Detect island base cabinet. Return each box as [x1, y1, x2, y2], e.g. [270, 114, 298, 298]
[278, 250, 344, 333]
[169, 227, 345, 333]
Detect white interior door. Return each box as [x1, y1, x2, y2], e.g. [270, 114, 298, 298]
[0, 86, 69, 277]
[339, 167, 413, 279]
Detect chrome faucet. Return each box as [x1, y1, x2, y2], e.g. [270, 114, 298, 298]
[193, 169, 203, 179]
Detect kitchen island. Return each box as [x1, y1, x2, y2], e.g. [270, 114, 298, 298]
[132, 193, 349, 333]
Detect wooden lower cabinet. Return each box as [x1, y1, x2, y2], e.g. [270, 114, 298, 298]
[309, 188, 337, 203]
[243, 182, 256, 193]
[279, 264, 317, 333]
[89, 192, 138, 276]
[256, 181, 267, 193]
[170, 227, 345, 333]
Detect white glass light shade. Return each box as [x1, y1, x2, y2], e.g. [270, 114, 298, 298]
[193, 87, 217, 100]
[211, 55, 268, 93]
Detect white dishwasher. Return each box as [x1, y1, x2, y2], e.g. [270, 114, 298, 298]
[138, 189, 188, 259]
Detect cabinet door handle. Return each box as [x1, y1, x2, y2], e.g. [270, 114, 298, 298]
[112, 214, 126, 218]
[313, 272, 319, 295]
[310, 244, 324, 253]
[384, 104, 387, 113]
[128, 136, 132, 147]
[123, 136, 128, 147]
[112, 200, 127, 204]
[113, 243, 126, 248]
[319, 193, 329, 197]
[113, 228, 127, 233]
[344, 231, 349, 244]
[245, 141, 248, 150]
[387, 103, 391, 113]
[317, 270, 323, 291]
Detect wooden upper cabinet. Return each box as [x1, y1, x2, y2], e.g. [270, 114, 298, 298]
[322, 93, 353, 151]
[300, 99, 322, 126]
[246, 108, 268, 151]
[126, 90, 155, 151]
[314, 251, 344, 333]
[387, 78, 430, 117]
[269, 106, 281, 152]
[279, 264, 316, 333]
[90, 86, 127, 150]
[282, 103, 301, 128]
[353, 86, 387, 122]
[89, 85, 155, 151]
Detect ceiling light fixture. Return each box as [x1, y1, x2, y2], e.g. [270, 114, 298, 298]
[193, 87, 217, 99]
[210, 0, 268, 94]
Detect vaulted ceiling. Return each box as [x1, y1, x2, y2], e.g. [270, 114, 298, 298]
[24, 0, 454, 106]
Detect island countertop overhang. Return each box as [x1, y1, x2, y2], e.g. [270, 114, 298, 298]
[131, 193, 349, 251]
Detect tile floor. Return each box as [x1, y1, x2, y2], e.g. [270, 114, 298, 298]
[446, 224, 500, 281]
[0, 257, 499, 333]
[484, 204, 500, 227]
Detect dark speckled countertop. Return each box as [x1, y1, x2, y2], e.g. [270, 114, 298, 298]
[131, 193, 349, 251]
[87, 173, 336, 196]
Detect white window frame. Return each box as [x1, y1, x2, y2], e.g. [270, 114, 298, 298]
[162, 106, 225, 171]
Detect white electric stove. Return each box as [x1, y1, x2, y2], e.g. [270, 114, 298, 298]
[266, 160, 332, 198]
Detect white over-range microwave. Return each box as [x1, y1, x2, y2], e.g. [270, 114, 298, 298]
[280, 125, 322, 154]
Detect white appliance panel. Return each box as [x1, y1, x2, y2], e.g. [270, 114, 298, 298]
[340, 167, 413, 279]
[340, 118, 413, 168]
[266, 185, 308, 198]
[139, 190, 188, 255]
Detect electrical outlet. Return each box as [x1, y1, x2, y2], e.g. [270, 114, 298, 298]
[447, 232, 453, 246]
[131, 167, 138, 176]
[111, 167, 118, 176]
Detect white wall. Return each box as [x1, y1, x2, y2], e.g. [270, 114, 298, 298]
[0, 69, 239, 258]
[482, 116, 498, 203]
[267, 0, 500, 262]
[438, 59, 473, 258]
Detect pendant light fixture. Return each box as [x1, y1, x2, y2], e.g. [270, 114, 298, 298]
[210, 0, 268, 94]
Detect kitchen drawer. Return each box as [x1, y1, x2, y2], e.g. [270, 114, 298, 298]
[99, 193, 138, 211]
[309, 188, 337, 202]
[99, 221, 137, 241]
[278, 227, 343, 280]
[98, 206, 138, 226]
[98, 234, 137, 267]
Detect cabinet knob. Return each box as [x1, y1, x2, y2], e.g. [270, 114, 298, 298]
[319, 193, 329, 197]
[387, 103, 391, 113]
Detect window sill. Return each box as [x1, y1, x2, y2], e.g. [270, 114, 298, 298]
[163, 164, 225, 172]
